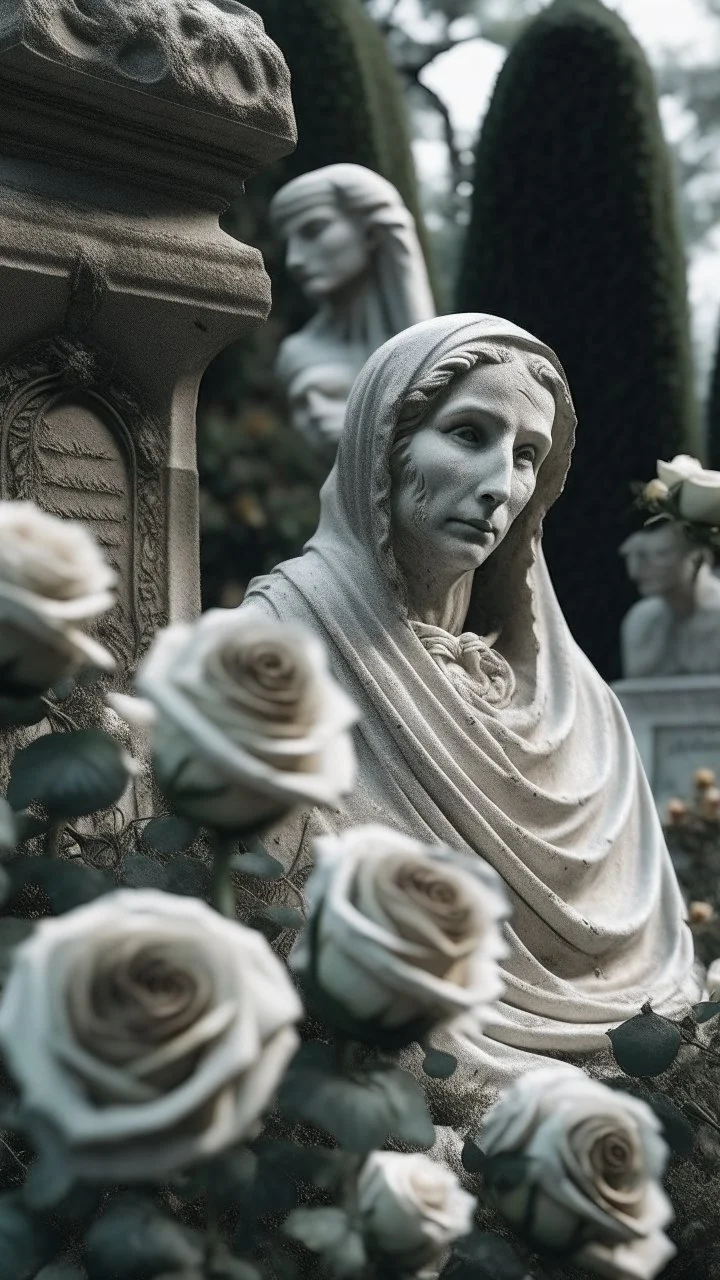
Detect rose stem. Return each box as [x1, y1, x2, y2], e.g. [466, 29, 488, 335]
[45, 819, 66, 858]
[210, 832, 237, 918]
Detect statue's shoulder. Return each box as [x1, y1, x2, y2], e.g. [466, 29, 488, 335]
[621, 596, 668, 637]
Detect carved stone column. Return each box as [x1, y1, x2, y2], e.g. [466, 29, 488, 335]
[0, 0, 296, 803]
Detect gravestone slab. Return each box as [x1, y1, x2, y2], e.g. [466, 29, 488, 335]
[612, 675, 720, 812]
[0, 0, 296, 807]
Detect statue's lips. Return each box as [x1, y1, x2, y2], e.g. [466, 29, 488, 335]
[447, 518, 496, 538]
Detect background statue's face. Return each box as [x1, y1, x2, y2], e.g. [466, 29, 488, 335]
[390, 359, 555, 577]
[287, 364, 357, 457]
[282, 202, 371, 301]
[621, 524, 696, 596]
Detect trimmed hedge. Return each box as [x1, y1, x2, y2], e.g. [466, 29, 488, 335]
[457, 0, 696, 678]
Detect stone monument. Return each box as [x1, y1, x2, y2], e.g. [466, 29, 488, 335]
[235, 313, 697, 1097]
[619, 522, 720, 677]
[0, 0, 296, 682]
[270, 164, 435, 459]
[0, 0, 296, 805]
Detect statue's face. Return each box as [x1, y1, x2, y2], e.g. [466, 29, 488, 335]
[391, 359, 555, 577]
[621, 524, 696, 596]
[287, 364, 357, 457]
[282, 202, 371, 301]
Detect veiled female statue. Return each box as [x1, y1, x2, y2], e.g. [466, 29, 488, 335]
[239, 314, 697, 1092]
[270, 163, 435, 458]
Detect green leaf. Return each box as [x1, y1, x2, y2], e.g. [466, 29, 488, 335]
[482, 1153, 531, 1196]
[422, 1048, 457, 1079]
[121, 853, 169, 891]
[0, 799, 17, 857]
[4, 856, 111, 915]
[85, 1197, 204, 1280]
[247, 905, 305, 937]
[693, 1002, 720, 1024]
[279, 1043, 434, 1153]
[0, 694, 47, 730]
[0, 1193, 57, 1280]
[445, 1231, 528, 1280]
[0, 918, 34, 984]
[607, 1008, 682, 1077]
[284, 1208, 366, 1278]
[142, 816, 200, 855]
[461, 1134, 487, 1176]
[8, 730, 130, 817]
[175, 1147, 257, 1209]
[165, 856, 211, 899]
[231, 849, 283, 880]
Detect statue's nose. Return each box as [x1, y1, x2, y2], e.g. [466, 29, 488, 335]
[473, 446, 513, 509]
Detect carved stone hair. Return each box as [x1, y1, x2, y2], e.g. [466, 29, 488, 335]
[394, 339, 571, 444]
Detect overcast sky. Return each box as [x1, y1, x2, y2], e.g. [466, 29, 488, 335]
[420, 0, 720, 397]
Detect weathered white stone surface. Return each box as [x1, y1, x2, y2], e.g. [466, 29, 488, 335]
[620, 523, 720, 676]
[237, 313, 697, 1096]
[270, 164, 434, 459]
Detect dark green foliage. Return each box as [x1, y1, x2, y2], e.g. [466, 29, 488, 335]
[607, 1007, 682, 1076]
[457, 0, 696, 678]
[199, 0, 425, 608]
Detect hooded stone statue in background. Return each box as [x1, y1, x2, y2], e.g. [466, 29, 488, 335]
[270, 163, 435, 461]
[237, 313, 697, 1104]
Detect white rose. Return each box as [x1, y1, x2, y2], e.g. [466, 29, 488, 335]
[677, 468, 720, 525]
[110, 609, 358, 831]
[357, 1151, 476, 1272]
[706, 957, 720, 1001]
[656, 455, 703, 489]
[478, 1066, 675, 1280]
[0, 889, 302, 1182]
[291, 824, 509, 1039]
[0, 501, 116, 694]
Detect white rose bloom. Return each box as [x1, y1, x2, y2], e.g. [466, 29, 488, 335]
[0, 501, 116, 693]
[291, 824, 509, 1037]
[677, 468, 720, 525]
[357, 1151, 476, 1272]
[0, 889, 302, 1182]
[479, 1066, 675, 1280]
[110, 609, 358, 831]
[656, 455, 703, 489]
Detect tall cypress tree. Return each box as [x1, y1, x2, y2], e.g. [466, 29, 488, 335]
[457, 0, 696, 679]
[199, 0, 427, 607]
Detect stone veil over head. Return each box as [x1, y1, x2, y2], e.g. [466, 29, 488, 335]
[241, 313, 698, 1092]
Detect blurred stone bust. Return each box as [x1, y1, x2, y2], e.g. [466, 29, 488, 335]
[620, 522, 720, 676]
[270, 163, 434, 461]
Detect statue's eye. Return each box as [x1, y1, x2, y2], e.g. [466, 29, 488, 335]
[301, 218, 331, 239]
[515, 443, 537, 465]
[451, 425, 479, 443]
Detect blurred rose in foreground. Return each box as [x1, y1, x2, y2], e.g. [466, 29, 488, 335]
[0, 501, 115, 694]
[291, 823, 509, 1042]
[0, 889, 302, 1181]
[477, 1066, 674, 1280]
[358, 1151, 475, 1271]
[111, 609, 358, 832]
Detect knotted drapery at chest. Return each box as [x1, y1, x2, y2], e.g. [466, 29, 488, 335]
[410, 621, 516, 709]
